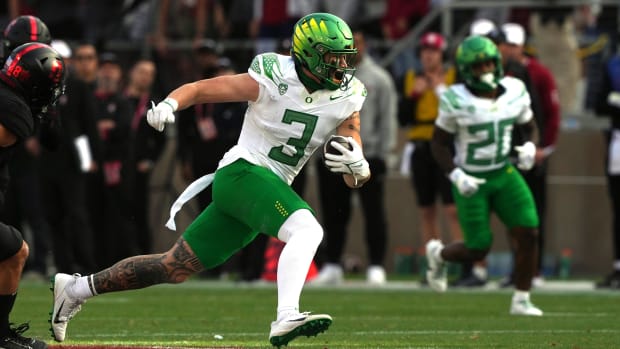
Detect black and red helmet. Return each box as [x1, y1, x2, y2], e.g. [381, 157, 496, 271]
[2, 15, 51, 60]
[0, 42, 66, 113]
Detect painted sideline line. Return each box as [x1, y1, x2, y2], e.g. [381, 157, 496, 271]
[64, 326, 620, 339]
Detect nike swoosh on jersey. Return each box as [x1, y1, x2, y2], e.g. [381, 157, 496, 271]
[330, 94, 353, 101]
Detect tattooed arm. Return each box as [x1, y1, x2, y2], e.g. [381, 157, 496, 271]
[92, 238, 204, 294]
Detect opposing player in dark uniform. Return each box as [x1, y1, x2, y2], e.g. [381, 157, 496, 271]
[0, 15, 55, 280]
[0, 42, 66, 349]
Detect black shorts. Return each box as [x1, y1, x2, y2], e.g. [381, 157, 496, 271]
[409, 140, 454, 206]
[0, 222, 23, 261]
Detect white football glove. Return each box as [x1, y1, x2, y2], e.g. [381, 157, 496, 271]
[147, 98, 178, 132]
[514, 141, 536, 171]
[324, 136, 370, 183]
[449, 167, 486, 197]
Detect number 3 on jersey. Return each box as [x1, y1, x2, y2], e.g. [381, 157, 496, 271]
[268, 109, 317, 166]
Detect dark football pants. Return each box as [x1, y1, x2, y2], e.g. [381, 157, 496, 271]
[316, 157, 388, 266]
[0, 222, 23, 262]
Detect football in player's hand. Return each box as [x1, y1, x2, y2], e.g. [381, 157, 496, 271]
[323, 135, 352, 156]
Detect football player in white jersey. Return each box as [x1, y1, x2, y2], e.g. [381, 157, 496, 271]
[426, 35, 544, 316]
[50, 13, 370, 347]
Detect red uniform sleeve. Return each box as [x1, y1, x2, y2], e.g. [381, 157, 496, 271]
[528, 59, 561, 148]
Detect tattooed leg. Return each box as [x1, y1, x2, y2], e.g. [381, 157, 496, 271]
[92, 238, 204, 294]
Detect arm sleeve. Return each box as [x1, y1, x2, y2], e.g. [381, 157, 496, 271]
[0, 96, 33, 140]
[515, 80, 534, 124]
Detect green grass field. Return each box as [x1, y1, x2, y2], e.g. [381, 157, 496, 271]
[12, 279, 620, 349]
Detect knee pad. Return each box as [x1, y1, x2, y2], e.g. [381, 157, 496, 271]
[277, 209, 323, 247]
[0, 222, 23, 261]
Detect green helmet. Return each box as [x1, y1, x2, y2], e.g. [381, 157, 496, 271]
[292, 13, 357, 91]
[456, 35, 503, 92]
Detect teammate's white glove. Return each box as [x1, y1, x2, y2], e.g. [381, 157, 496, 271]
[449, 167, 486, 197]
[514, 141, 536, 171]
[147, 98, 178, 132]
[324, 137, 370, 182]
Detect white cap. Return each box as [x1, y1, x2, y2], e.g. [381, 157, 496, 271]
[501, 23, 526, 46]
[470, 18, 496, 36]
[51, 39, 72, 58]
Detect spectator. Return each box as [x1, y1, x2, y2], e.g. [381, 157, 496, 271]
[29, 0, 84, 40]
[313, 30, 397, 285]
[41, 39, 99, 276]
[89, 52, 135, 267]
[594, 40, 620, 289]
[251, 0, 296, 54]
[176, 40, 223, 209]
[501, 22, 561, 287]
[152, 0, 224, 92]
[216, 0, 255, 68]
[0, 0, 18, 30]
[382, 0, 430, 79]
[529, 6, 581, 113]
[123, 59, 166, 255]
[397, 32, 467, 285]
[176, 46, 247, 279]
[152, 0, 211, 54]
[72, 43, 98, 90]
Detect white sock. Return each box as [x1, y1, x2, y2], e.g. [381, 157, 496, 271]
[276, 210, 323, 321]
[433, 246, 444, 263]
[68, 275, 97, 299]
[513, 290, 530, 302]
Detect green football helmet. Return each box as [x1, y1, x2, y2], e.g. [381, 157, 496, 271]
[456, 35, 503, 92]
[292, 13, 357, 91]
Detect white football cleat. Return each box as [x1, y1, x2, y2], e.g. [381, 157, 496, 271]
[510, 298, 543, 316]
[310, 263, 343, 285]
[49, 273, 86, 342]
[269, 312, 332, 348]
[425, 239, 447, 292]
[366, 265, 386, 285]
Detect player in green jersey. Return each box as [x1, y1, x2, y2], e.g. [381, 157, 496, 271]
[427, 35, 543, 316]
[50, 13, 371, 347]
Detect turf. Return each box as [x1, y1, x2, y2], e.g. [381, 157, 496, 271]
[12, 279, 620, 348]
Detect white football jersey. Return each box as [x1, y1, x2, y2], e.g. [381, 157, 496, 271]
[218, 53, 367, 184]
[435, 76, 533, 173]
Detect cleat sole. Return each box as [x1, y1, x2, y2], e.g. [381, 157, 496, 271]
[269, 318, 332, 347]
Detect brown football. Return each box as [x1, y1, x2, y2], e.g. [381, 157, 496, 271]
[323, 135, 352, 156]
